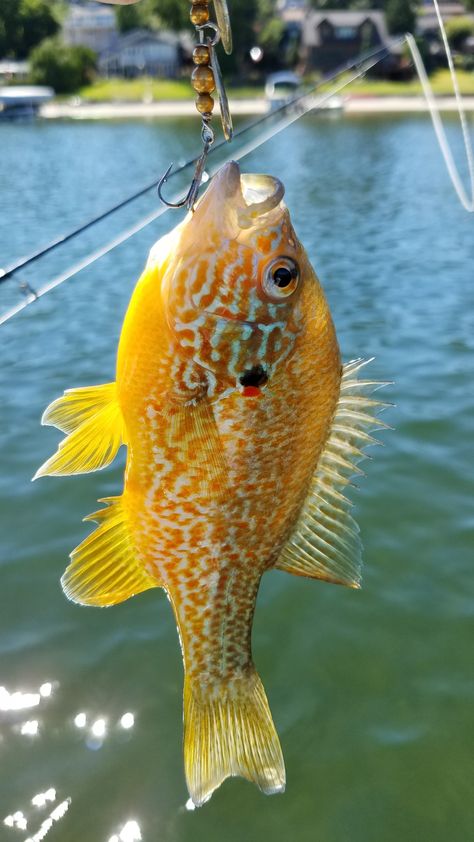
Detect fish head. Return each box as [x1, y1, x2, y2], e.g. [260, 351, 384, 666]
[160, 161, 318, 397]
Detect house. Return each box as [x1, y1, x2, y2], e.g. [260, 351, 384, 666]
[301, 10, 401, 75]
[98, 30, 183, 79]
[63, 2, 118, 56]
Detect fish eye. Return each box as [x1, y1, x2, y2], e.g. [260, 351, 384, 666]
[262, 257, 299, 300]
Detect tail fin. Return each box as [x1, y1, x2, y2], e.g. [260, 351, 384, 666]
[184, 669, 285, 806]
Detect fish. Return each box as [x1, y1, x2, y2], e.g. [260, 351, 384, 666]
[34, 161, 389, 806]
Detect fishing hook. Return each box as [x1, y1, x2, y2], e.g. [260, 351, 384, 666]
[157, 123, 214, 211]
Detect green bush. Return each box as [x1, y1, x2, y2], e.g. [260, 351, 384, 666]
[29, 38, 96, 94]
[444, 16, 474, 51]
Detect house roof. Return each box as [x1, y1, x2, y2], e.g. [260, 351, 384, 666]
[116, 28, 181, 49]
[98, 28, 183, 66]
[303, 10, 390, 47]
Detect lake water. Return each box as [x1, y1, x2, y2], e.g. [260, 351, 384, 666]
[0, 112, 473, 842]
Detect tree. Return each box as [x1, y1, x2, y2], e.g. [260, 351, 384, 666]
[444, 16, 474, 50]
[0, 0, 59, 59]
[384, 0, 416, 35]
[30, 38, 96, 93]
[254, 0, 285, 70]
[21, 0, 60, 55]
[115, 3, 147, 33]
[145, 0, 189, 32]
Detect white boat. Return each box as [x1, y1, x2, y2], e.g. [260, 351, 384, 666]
[265, 72, 345, 116]
[265, 71, 302, 111]
[0, 86, 54, 120]
[307, 92, 345, 115]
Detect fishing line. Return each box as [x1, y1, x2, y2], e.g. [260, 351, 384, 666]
[0, 174, 166, 286]
[1, 3, 473, 326]
[405, 0, 474, 211]
[0, 40, 399, 289]
[0, 47, 396, 328]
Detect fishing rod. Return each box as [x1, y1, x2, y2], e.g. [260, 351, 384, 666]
[1, 3, 473, 327]
[0, 43, 399, 328]
[0, 39, 400, 289]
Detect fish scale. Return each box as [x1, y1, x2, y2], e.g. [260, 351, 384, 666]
[35, 161, 388, 806]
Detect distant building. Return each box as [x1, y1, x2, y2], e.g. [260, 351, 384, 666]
[99, 30, 183, 78]
[0, 61, 29, 83]
[277, 0, 307, 24]
[301, 10, 400, 74]
[63, 2, 117, 56]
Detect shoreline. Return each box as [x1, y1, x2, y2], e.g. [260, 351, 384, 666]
[40, 94, 474, 120]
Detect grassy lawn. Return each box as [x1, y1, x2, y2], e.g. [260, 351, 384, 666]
[79, 77, 264, 101]
[77, 68, 474, 103]
[320, 68, 474, 96]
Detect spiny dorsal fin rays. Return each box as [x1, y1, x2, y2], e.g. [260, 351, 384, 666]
[282, 540, 359, 587]
[33, 382, 125, 479]
[62, 496, 159, 606]
[275, 358, 390, 588]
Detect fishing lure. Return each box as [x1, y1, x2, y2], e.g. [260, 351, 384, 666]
[35, 162, 388, 805]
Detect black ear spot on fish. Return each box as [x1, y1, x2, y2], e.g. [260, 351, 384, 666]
[239, 365, 268, 388]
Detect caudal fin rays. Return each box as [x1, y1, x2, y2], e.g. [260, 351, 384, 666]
[184, 670, 285, 806]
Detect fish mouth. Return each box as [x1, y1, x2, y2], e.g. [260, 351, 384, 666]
[190, 162, 285, 239]
[238, 171, 285, 229]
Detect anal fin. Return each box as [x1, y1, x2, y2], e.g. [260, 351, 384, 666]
[276, 358, 391, 589]
[62, 497, 158, 606]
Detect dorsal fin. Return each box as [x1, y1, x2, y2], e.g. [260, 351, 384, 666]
[62, 496, 159, 606]
[33, 382, 125, 479]
[275, 359, 391, 588]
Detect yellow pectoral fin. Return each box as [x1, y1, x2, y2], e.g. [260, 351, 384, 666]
[34, 382, 125, 479]
[62, 497, 158, 607]
[41, 382, 117, 433]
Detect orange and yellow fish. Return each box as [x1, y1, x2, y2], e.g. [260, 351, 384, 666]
[35, 162, 387, 806]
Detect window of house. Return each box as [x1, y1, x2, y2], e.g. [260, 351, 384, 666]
[335, 26, 357, 40]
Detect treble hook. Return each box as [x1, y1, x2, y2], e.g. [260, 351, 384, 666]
[157, 127, 214, 211]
